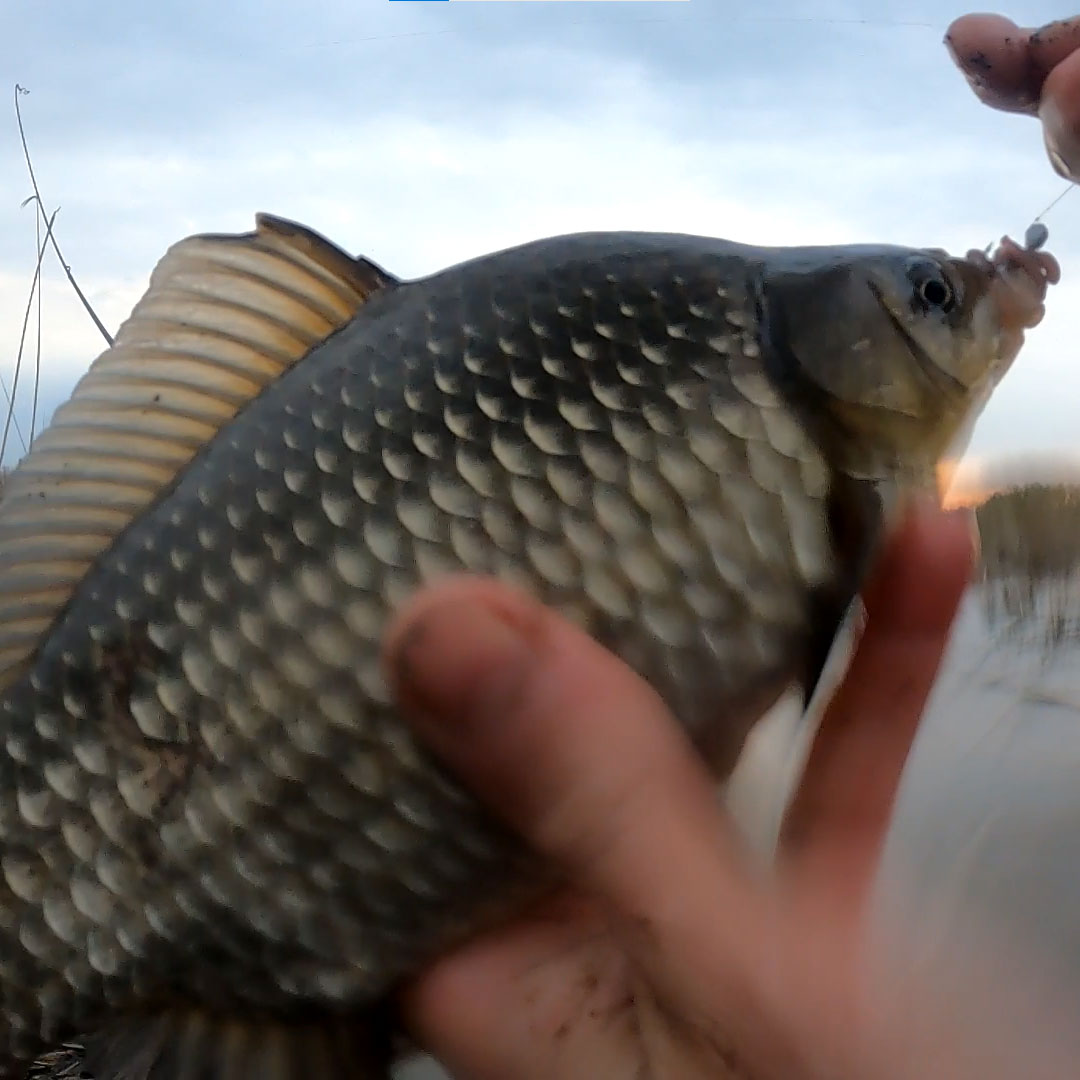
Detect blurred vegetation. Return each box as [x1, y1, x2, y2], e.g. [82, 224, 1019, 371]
[978, 482, 1080, 582]
[976, 481, 1080, 647]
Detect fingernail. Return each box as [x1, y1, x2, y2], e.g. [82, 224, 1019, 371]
[389, 597, 538, 737]
[1040, 95, 1080, 183]
[1042, 102, 1071, 176]
[1047, 143, 1075, 182]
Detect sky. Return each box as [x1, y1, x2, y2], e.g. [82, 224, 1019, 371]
[2, 8, 1079, 1073]
[0, 0, 1077, 475]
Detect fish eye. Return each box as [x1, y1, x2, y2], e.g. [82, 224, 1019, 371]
[907, 257, 957, 314]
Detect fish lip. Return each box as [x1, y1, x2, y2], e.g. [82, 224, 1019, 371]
[976, 237, 1058, 335]
[961, 237, 1059, 387]
[865, 279, 969, 400]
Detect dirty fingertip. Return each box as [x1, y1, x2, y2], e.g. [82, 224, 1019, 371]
[383, 577, 544, 739]
[1030, 16, 1080, 75]
[944, 14, 1041, 113]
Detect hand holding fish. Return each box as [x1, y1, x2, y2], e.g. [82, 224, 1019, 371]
[387, 505, 1076, 1079]
[946, 13, 1080, 182]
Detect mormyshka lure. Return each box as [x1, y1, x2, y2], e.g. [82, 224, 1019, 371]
[1025, 221, 1050, 252]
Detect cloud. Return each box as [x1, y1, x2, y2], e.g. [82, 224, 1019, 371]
[1, 0, 1076, 470]
[0, 6, 1077, 1074]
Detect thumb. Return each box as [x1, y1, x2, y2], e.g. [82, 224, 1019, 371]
[383, 576, 753, 926]
[383, 578, 842, 1078]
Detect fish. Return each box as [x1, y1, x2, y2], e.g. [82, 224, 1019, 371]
[0, 213, 1057, 1079]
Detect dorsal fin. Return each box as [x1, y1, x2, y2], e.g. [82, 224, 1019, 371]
[0, 213, 396, 691]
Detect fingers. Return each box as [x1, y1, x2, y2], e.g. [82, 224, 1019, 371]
[945, 14, 1080, 181]
[383, 577, 797, 1072]
[780, 503, 975, 900]
[383, 576, 756, 930]
[384, 501, 971, 941]
[945, 15, 1043, 114]
[1040, 41, 1080, 180]
[384, 504, 972, 1078]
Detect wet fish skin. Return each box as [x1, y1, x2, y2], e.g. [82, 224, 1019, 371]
[0, 226, 1052, 1078]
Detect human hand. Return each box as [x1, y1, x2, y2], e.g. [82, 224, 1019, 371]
[381, 502, 1074, 1079]
[946, 13, 1080, 182]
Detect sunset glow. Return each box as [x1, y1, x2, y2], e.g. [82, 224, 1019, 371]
[938, 453, 1080, 509]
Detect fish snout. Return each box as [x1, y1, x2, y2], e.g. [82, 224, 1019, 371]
[974, 235, 1061, 333]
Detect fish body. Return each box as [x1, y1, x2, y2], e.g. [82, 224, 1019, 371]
[0, 218, 1055, 1078]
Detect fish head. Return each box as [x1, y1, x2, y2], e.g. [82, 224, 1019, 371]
[762, 238, 1060, 479]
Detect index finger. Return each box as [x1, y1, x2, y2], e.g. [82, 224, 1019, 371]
[945, 15, 1042, 114]
[945, 14, 1080, 180]
[383, 579, 832, 1070]
[780, 502, 975, 901]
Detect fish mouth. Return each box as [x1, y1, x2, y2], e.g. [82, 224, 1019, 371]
[966, 237, 1060, 361]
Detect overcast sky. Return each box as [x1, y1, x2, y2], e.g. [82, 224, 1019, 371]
[0, 0, 1077, 473]
[2, 9, 1078, 1074]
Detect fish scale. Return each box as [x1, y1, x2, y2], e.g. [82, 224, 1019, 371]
[0, 220, 1056, 1078]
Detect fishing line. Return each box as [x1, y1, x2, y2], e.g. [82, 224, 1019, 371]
[296, 14, 937, 51]
[1032, 183, 1074, 225]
